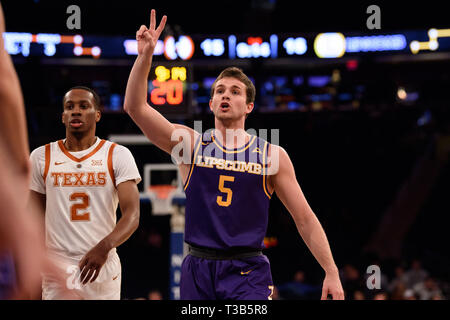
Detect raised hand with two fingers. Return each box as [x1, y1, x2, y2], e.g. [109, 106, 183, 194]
[136, 9, 167, 57]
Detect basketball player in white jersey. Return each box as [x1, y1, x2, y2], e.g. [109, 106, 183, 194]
[29, 87, 141, 300]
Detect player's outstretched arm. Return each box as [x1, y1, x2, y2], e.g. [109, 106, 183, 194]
[269, 145, 345, 300]
[124, 10, 193, 156]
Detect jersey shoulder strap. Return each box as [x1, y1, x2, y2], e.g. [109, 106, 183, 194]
[43, 143, 51, 183]
[107, 142, 117, 187]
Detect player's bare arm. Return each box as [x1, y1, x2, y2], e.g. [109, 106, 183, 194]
[0, 4, 59, 299]
[268, 145, 345, 300]
[0, 142, 47, 299]
[79, 180, 140, 284]
[29, 191, 46, 214]
[28, 191, 46, 235]
[0, 4, 30, 183]
[124, 10, 196, 157]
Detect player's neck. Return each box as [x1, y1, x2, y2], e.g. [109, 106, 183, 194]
[214, 116, 245, 132]
[64, 134, 97, 152]
[214, 121, 249, 149]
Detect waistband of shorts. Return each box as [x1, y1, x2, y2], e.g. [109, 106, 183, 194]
[187, 244, 263, 260]
[47, 248, 118, 264]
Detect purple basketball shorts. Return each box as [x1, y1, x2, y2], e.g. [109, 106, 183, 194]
[180, 254, 274, 300]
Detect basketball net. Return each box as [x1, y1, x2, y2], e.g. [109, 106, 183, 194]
[147, 184, 178, 215]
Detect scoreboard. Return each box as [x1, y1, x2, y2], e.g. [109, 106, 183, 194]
[5, 28, 450, 60]
[4, 27, 450, 118]
[148, 65, 191, 119]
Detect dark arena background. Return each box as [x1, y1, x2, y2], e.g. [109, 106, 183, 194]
[2, 0, 450, 302]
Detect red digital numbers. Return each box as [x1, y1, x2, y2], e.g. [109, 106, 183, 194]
[150, 79, 183, 105]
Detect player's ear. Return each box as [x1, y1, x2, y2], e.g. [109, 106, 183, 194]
[95, 109, 101, 122]
[246, 102, 254, 115]
[62, 112, 65, 124]
[209, 99, 213, 112]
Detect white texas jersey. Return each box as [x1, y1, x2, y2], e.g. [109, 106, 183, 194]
[30, 137, 141, 259]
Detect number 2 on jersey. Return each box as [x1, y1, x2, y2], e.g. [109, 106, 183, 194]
[217, 175, 235, 207]
[70, 192, 90, 221]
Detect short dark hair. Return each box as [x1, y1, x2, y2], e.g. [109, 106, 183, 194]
[64, 86, 101, 110]
[210, 67, 256, 104]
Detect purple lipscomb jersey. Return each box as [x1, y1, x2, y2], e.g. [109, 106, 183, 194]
[184, 130, 272, 250]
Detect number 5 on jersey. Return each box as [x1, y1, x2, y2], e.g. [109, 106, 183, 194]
[70, 192, 90, 221]
[217, 175, 235, 207]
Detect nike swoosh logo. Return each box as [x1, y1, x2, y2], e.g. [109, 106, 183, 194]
[112, 275, 119, 281]
[54, 161, 66, 165]
[240, 269, 253, 275]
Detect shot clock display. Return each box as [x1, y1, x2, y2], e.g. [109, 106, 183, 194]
[150, 66, 186, 105]
[147, 65, 192, 119]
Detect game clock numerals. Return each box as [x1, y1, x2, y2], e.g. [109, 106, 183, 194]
[150, 79, 183, 105]
[147, 65, 191, 119]
[149, 65, 187, 105]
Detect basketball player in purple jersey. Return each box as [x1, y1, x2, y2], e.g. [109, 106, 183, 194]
[124, 10, 344, 300]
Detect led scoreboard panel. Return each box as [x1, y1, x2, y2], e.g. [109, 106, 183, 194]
[4, 27, 450, 118]
[6, 29, 450, 60]
[148, 65, 191, 119]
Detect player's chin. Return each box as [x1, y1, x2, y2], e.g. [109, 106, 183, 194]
[215, 112, 235, 120]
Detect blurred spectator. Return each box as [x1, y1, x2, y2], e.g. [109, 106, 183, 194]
[412, 276, 443, 300]
[147, 289, 163, 300]
[277, 270, 321, 300]
[390, 281, 407, 300]
[373, 291, 389, 300]
[388, 265, 409, 293]
[403, 289, 419, 300]
[431, 293, 444, 300]
[340, 264, 365, 298]
[335, 258, 450, 300]
[353, 290, 365, 300]
[405, 259, 429, 288]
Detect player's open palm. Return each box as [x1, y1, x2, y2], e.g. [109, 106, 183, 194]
[136, 9, 167, 57]
[78, 242, 110, 285]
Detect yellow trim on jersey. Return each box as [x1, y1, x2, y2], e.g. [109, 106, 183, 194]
[252, 147, 262, 154]
[196, 156, 262, 175]
[211, 131, 256, 154]
[262, 141, 272, 199]
[183, 136, 202, 191]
